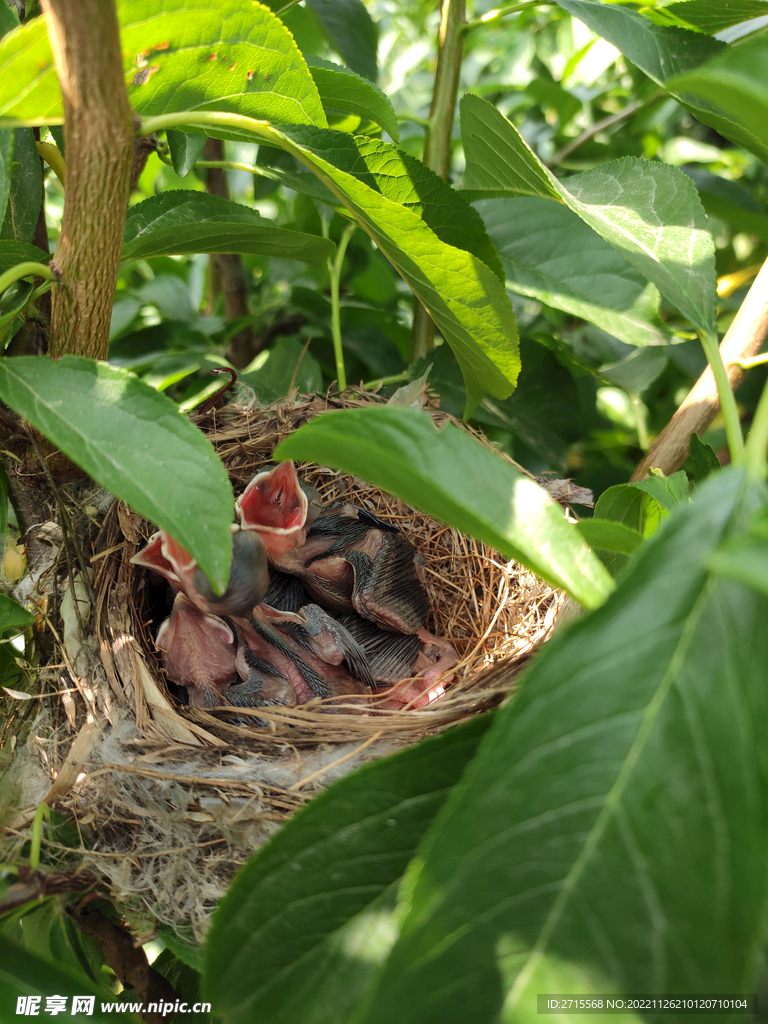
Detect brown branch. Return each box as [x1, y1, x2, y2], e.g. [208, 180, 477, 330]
[411, 0, 465, 361]
[632, 255, 768, 480]
[41, 0, 135, 360]
[202, 138, 256, 368]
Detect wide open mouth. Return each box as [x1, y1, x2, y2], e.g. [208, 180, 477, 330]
[236, 461, 307, 534]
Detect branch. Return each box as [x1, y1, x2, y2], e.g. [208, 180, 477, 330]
[410, 0, 465, 362]
[631, 255, 768, 480]
[41, 0, 135, 360]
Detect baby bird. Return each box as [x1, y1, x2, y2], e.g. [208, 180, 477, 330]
[132, 526, 269, 618]
[236, 462, 428, 634]
[155, 592, 237, 709]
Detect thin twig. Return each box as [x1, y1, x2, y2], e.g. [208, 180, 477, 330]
[547, 96, 657, 168]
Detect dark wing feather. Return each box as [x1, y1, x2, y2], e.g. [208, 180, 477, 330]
[347, 533, 428, 632]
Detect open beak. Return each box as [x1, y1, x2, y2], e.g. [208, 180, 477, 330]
[130, 531, 180, 586]
[235, 461, 309, 554]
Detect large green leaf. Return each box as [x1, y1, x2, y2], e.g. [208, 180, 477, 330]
[0, 128, 41, 243]
[352, 467, 768, 1022]
[306, 0, 378, 82]
[271, 125, 515, 413]
[204, 715, 492, 1024]
[0, 0, 326, 129]
[274, 406, 614, 609]
[663, 0, 768, 33]
[554, 0, 768, 165]
[306, 56, 398, 141]
[460, 95, 717, 337]
[667, 36, 768, 162]
[0, 356, 234, 592]
[122, 191, 334, 269]
[478, 197, 670, 348]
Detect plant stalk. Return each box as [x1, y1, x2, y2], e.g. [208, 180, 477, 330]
[746, 375, 768, 480]
[631, 254, 768, 480]
[41, 0, 135, 360]
[410, 0, 465, 363]
[0, 262, 56, 295]
[328, 222, 355, 391]
[698, 329, 745, 465]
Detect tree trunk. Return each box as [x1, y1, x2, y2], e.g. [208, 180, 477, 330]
[41, 0, 135, 361]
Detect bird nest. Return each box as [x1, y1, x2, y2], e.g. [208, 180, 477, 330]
[3, 389, 563, 940]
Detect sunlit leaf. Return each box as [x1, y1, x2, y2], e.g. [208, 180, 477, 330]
[306, 56, 398, 141]
[478, 198, 670, 348]
[460, 94, 717, 337]
[0, 0, 327, 129]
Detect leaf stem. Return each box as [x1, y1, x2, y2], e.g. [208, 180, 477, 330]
[699, 329, 744, 464]
[746, 375, 768, 480]
[0, 263, 56, 295]
[29, 802, 50, 871]
[631, 394, 650, 451]
[364, 372, 410, 390]
[327, 222, 355, 392]
[462, 0, 545, 31]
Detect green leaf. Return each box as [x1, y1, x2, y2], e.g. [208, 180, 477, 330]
[0, 356, 234, 593]
[0, 240, 49, 276]
[122, 191, 335, 270]
[306, 0, 378, 82]
[274, 406, 614, 608]
[305, 56, 399, 141]
[687, 432, 721, 482]
[0, 128, 13, 228]
[477, 198, 670, 349]
[0, 593, 35, 634]
[203, 715, 493, 1024]
[0, 0, 327, 130]
[0, 935, 138, 1023]
[594, 483, 664, 537]
[272, 125, 516, 413]
[662, 0, 768, 34]
[460, 95, 717, 337]
[632, 469, 690, 512]
[166, 130, 207, 177]
[575, 517, 644, 556]
[353, 467, 768, 1022]
[1, 129, 41, 243]
[667, 36, 768, 164]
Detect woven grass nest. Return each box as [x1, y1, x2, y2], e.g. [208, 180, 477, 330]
[5, 389, 563, 939]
